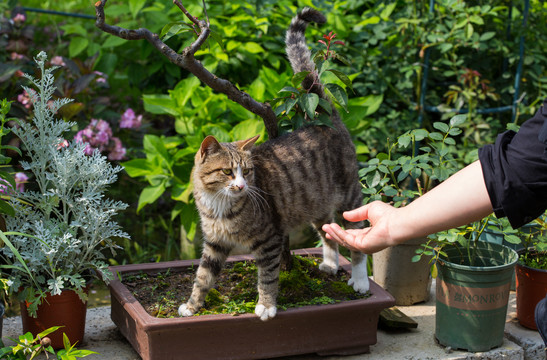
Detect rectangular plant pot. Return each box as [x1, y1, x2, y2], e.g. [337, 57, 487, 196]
[108, 248, 395, 360]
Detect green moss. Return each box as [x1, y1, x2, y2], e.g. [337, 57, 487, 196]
[330, 281, 358, 296]
[204, 288, 224, 307]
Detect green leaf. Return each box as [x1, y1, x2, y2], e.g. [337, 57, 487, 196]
[480, 31, 496, 41]
[469, 15, 484, 25]
[428, 132, 443, 141]
[504, 234, 522, 245]
[0, 199, 15, 217]
[137, 184, 166, 212]
[397, 134, 411, 148]
[278, 86, 299, 94]
[101, 35, 127, 48]
[326, 69, 354, 93]
[243, 42, 264, 54]
[60, 24, 88, 37]
[465, 23, 474, 39]
[325, 83, 348, 112]
[209, 30, 226, 52]
[171, 183, 193, 204]
[143, 135, 171, 164]
[122, 159, 153, 178]
[37, 326, 63, 340]
[129, 0, 146, 18]
[230, 119, 264, 141]
[366, 170, 382, 188]
[299, 93, 320, 119]
[433, 122, 449, 133]
[449, 114, 467, 127]
[143, 94, 179, 116]
[68, 37, 89, 58]
[160, 23, 191, 41]
[318, 98, 332, 114]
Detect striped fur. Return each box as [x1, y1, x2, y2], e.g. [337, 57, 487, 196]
[178, 8, 369, 321]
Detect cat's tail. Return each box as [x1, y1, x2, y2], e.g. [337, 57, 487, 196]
[285, 7, 326, 76]
[286, 8, 350, 135]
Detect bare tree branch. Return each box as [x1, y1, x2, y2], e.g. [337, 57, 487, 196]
[94, 0, 278, 139]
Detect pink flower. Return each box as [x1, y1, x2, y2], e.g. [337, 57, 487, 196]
[95, 131, 110, 145]
[0, 178, 11, 195]
[50, 56, 65, 67]
[93, 71, 108, 84]
[10, 52, 24, 61]
[95, 119, 112, 136]
[56, 139, 69, 150]
[17, 91, 32, 109]
[14, 172, 28, 192]
[75, 118, 126, 160]
[108, 137, 126, 161]
[119, 108, 142, 129]
[13, 13, 26, 25]
[83, 144, 96, 156]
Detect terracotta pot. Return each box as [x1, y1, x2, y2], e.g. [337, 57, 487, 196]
[373, 237, 432, 305]
[20, 289, 87, 349]
[108, 248, 395, 360]
[516, 260, 547, 330]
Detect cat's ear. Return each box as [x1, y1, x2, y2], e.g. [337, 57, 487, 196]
[198, 135, 221, 161]
[236, 135, 260, 152]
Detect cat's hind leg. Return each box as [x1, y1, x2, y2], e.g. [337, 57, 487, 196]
[178, 240, 232, 317]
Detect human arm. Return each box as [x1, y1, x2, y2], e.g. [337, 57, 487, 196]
[322, 160, 494, 253]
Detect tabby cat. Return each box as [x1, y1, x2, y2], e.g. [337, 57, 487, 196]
[178, 7, 369, 321]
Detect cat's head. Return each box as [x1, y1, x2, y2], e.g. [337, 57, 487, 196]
[193, 135, 260, 198]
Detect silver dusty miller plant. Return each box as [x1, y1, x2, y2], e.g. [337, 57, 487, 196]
[0, 52, 129, 316]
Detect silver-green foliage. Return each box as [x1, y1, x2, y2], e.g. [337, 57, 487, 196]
[1, 52, 129, 316]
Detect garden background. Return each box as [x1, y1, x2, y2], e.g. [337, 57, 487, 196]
[1, 0, 545, 268]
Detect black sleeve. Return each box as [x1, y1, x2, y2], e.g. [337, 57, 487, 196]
[478, 99, 547, 228]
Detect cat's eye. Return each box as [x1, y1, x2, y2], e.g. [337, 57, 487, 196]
[221, 169, 232, 175]
[243, 168, 251, 175]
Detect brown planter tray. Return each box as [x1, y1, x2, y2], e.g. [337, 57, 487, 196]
[108, 248, 395, 360]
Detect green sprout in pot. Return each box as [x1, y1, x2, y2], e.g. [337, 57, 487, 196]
[0, 52, 130, 317]
[479, 214, 547, 270]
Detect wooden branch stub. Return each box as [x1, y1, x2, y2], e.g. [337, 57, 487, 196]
[94, 0, 278, 139]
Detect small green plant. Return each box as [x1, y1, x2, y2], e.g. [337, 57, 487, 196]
[360, 115, 466, 207]
[479, 215, 547, 270]
[0, 52, 130, 317]
[0, 326, 98, 359]
[272, 31, 353, 133]
[413, 212, 547, 277]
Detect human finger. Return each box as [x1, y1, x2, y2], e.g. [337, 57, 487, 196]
[342, 203, 373, 223]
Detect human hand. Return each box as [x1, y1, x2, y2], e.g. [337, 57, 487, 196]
[322, 201, 399, 254]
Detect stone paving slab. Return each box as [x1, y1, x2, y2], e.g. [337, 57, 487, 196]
[2, 280, 544, 360]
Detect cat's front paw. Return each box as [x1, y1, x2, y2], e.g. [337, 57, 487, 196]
[254, 304, 277, 321]
[319, 261, 338, 275]
[348, 274, 370, 294]
[178, 303, 196, 317]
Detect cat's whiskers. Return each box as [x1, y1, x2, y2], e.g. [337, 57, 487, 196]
[247, 186, 269, 214]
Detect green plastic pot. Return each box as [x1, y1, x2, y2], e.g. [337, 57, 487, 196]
[435, 241, 518, 352]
